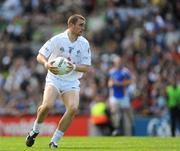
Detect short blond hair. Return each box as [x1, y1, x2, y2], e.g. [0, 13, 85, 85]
[67, 14, 85, 26]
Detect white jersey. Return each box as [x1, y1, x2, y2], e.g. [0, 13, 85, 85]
[39, 30, 91, 81]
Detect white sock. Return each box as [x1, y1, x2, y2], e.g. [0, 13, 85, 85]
[32, 120, 42, 133]
[51, 129, 64, 144]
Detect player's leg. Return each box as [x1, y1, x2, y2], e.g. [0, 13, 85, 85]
[26, 85, 59, 147]
[36, 85, 59, 123]
[58, 90, 79, 131]
[120, 96, 133, 136]
[170, 107, 176, 136]
[109, 98, 122, 135]
[122, 107, 133, 136]
[49, 90, 79, 148]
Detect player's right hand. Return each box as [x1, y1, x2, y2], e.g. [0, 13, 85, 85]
[45, 61, 59, 75]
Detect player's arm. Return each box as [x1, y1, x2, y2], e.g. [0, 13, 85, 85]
[117, 69, 132, 86]
[118, 79, 132, 86]
[73, 64, 91, 73]
[108, 78, 114, 87]
[66, 61, 91, 73]
[36, 53, 59, 75]
[74, 41, 91, 73]
[108, 78, 132, 87]
[37, 53, 48, 68]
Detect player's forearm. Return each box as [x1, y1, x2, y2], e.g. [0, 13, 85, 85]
[122, 80, 132, 86]
[111, 79, 132, 86]
[117, 80, 132, 86]
[74, 64, 91, 73]
[37, 53, 48, 67]
[108, 79, 114, 87]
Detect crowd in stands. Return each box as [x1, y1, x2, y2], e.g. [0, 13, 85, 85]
[0, 0, 179, 121]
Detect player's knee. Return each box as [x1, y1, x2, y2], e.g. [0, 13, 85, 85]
[37, 105, 42, 113]
[68, 105, 78, 114]
[41, 103, 53, 112]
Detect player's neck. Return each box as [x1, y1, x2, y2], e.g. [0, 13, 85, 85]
[67, 31, 78, 43]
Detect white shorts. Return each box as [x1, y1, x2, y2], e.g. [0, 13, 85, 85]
[109, 96, 130, 108]
[45, 73, 80, 94]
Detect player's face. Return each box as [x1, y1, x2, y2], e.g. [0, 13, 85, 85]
[113, 57, 122, 68]
[72, 19, 85, 36]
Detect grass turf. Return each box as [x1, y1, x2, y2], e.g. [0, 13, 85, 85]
[0, 136, 179, 151]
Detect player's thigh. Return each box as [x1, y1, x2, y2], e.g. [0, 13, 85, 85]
[109, 98, 120, 112]
[42, 85, 59, 108]
[61, 90, 80, 109]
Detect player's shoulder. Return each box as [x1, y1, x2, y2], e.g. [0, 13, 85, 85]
[109, 67, 117, 75]
[122, 66, 129, 71]
[78, 36, 89, 45]
[121, 66, 131, 74]
[50, 32, 65, 41]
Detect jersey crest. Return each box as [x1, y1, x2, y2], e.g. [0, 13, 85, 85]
[59, 47, 65, 53]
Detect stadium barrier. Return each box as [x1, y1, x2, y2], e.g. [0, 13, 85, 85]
[0, 115, 89, 136]
[0, 115, 171, 136]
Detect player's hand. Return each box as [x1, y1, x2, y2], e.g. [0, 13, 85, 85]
[45, 61, 59, 75]
[66, 61, 76, 72]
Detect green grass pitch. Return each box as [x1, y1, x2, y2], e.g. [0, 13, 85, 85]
[0, 136, 179, 151]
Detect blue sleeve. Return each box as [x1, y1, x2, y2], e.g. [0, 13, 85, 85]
[125, 70, 131, 80]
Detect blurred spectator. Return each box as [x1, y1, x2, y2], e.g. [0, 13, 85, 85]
[0, 0, 23, 21]
[166, 77, 180, 137]
[90, 93, 112, 136]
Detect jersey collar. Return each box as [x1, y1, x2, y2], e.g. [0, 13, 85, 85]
[64, 29, 79, 43]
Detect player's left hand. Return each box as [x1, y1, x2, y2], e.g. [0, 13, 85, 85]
[66, 61, 76, 72]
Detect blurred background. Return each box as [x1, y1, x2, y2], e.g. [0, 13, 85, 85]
[0, 0, 179, 137]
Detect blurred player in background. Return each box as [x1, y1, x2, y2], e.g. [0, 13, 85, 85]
[166, 76, 180, 137]
[108, 55, 134, 136]
[26, 14, 91, 148]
